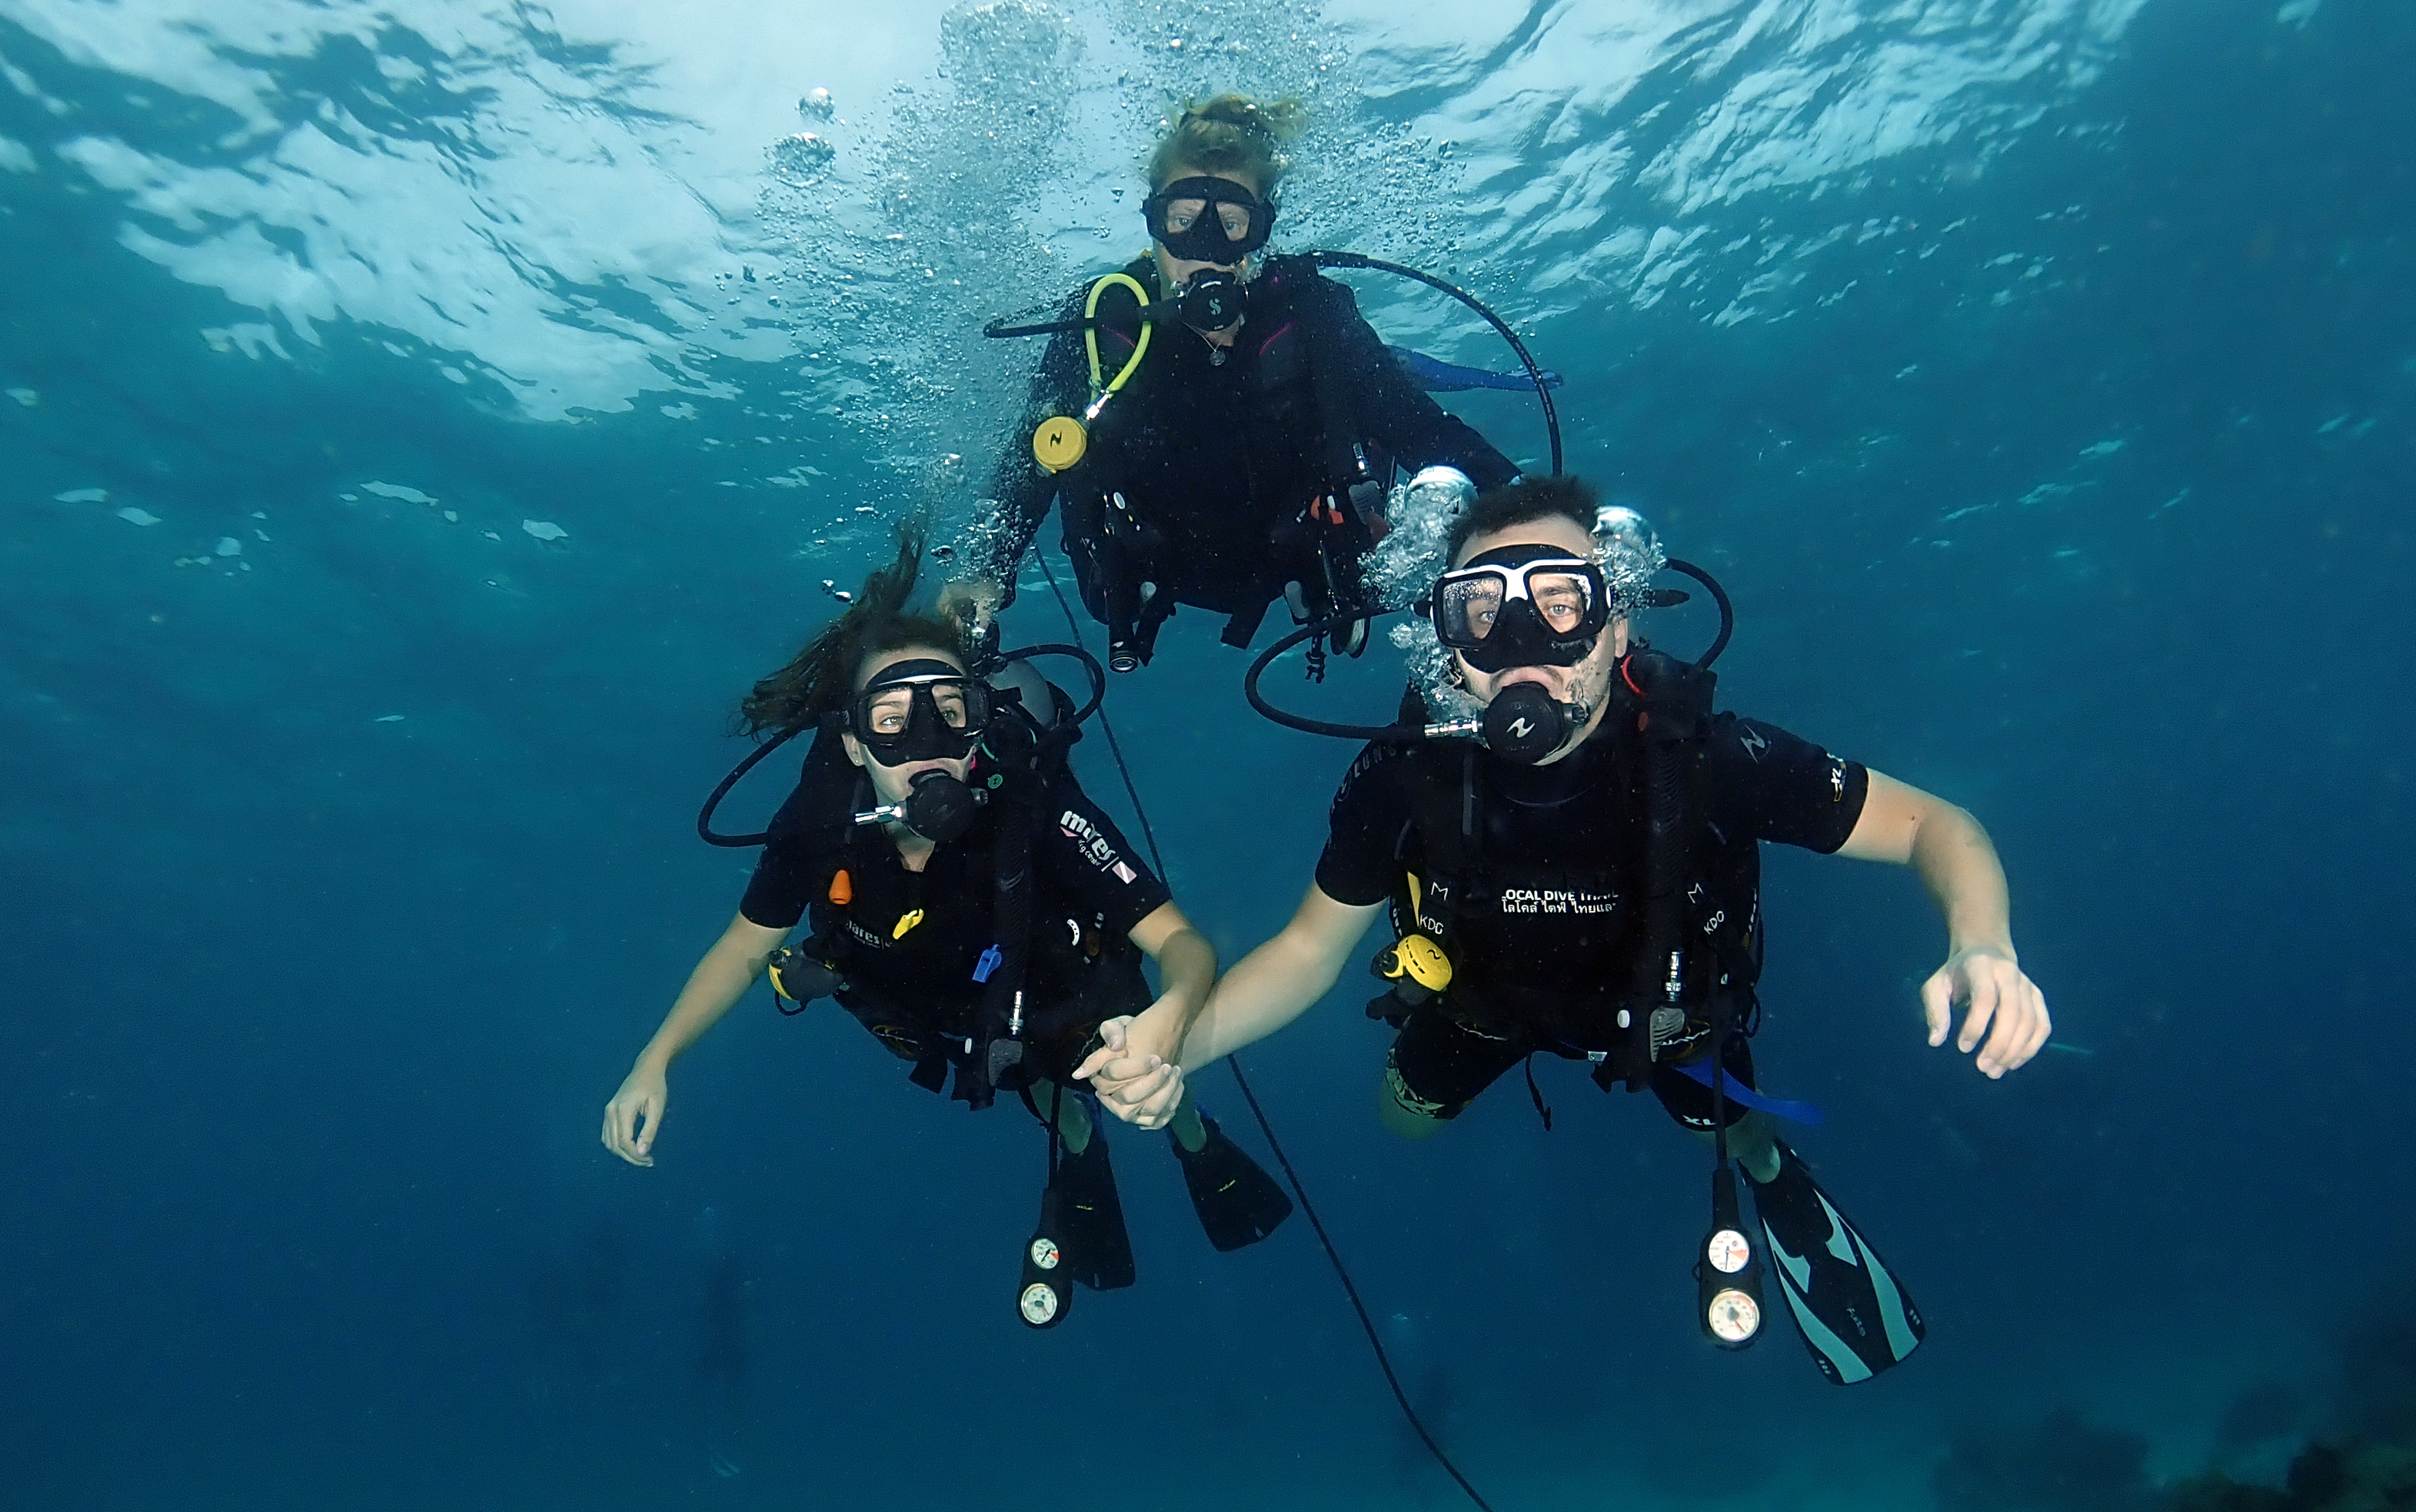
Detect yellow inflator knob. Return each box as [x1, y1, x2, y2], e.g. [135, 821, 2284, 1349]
[1032, 416, 1088, 474]
[1390, 934, 1454, 992]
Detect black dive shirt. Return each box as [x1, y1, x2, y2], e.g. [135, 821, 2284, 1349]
[740, 773, 1171, 1013]
[977, 256, 1519, 601]
[1314, 713, 1870, 999]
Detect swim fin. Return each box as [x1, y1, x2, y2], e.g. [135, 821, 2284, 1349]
[1745, 1144, 1925, 1384]
[1052, 1127, 1136, 1291]
[1171, 1116, 1293, 1251]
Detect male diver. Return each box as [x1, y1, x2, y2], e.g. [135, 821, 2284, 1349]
[604, 523, 1291, 1328]
[1082, 475, 2051, 1381]
[951, 94, 1519, 673]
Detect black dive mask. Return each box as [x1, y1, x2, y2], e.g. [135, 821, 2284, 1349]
[848, 657, 989, 765]
[1482, 682, 1589, 766]
[1143, 175, 1275, 264]
[1428, 544, 1611, 675]
[1175, 269, 1246, 332]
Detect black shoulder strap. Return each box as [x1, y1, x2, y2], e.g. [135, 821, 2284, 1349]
[1285, 262, 1379, 493]
[786, 731, 873, 884]
[950, 783, 1037, 1112]
[1602, 648, 1720, 1086]
[1397, 742, 1479, 931]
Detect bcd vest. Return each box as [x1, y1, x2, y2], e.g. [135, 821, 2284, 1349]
[1367, 649, 1765, 1090]
[1062, 254, 1387, 663]
[770, 702, 1150, 1108]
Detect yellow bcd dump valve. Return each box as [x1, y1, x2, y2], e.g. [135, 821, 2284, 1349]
[1031, 414, 1088, 473]
[1030, 271, 1153, 474]
[1372, 933, 1453, 1006]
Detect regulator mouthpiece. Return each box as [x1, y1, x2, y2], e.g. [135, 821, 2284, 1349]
[1482, 683, 1580, 765]
[1177, 270, 1246, 332]
[900, 769, 981, 844]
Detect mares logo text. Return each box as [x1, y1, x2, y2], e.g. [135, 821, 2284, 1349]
[1060, 809, 1138, 884]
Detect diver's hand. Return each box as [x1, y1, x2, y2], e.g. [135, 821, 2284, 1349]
[937, 578, 1003, 632]
[602, 1060, 669, 1166]
[1073, 1014, 1186, 1129]
[1922, 945, 2050, 1078]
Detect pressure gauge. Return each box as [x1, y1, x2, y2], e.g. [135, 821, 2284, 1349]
[1706, 1227, 1752, 1275]
[1706, 1286, 1761, 1345]
[1020, 1281, 1060, 1326]
[1029, 1237, 1061, 1271]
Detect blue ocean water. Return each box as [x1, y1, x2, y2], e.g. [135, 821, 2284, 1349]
[2, 0, 2409, 1507]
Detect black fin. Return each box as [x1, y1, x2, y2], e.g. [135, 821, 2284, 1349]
[1171, 1117, 1293, 1252]
[1053, 1131, 1136, 1291]
[1748, 1145, 1925, 1384]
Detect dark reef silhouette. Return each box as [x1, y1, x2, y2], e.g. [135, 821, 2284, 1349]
[1935, 1277, 2416, 1511]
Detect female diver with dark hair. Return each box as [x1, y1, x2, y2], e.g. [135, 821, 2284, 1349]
[950, 93, 1521, 673]
[602, 521, 1291, 1317]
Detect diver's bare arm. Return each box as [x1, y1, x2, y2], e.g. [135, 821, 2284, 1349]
[1836, 771, 2013, 958]
[1178, 885, 1383, 1071]
[635, 913, 791, 1071]
[1838, 769, 2048, 1075]
[1125, 901, 1216, 1053]
[603, 912, 790, 1165]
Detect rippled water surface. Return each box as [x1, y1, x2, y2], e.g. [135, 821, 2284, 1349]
[3, 1, 2411, 1508]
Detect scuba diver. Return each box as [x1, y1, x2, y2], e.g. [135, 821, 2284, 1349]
[1080, 475, 2052, 1383]
[602, 521, 1292, 1328]
[951, 93, 1524, 674]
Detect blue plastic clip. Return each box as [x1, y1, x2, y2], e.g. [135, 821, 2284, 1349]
[973, 942, 1004, 983]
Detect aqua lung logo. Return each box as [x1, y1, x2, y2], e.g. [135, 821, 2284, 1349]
[1499, 888, 1616, 916]
[1507, 716, 1536, 739]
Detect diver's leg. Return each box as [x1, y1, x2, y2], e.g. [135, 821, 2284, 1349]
[1165, 1084, 1207, 1154]
[1026, 1073, 1138, 1291]
[1377, 1013, 1524, 1141]
[1024, 1076, 1095, 1155]
[1650, 1035, 1782, 1180]
[1722, 1110, 1782, 1183]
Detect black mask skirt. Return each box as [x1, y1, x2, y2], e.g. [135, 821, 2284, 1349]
[848, 658, 990, 766]
[1142, 175, 1275, 264]
[1426, 545, 1611, 675]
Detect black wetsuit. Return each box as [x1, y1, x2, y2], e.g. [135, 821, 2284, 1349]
[977, 255, 1519, 641]
[741, 738, 1170, 1085]
[1315, 713, 1869, 1128]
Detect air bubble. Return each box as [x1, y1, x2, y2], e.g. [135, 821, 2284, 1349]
[767, 133, 836, 187]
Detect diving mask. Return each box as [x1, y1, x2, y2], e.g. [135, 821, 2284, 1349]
[1143, 175, 1275, 265]
[847, 658, 990, 765]
[1426, 545, 1612, 675]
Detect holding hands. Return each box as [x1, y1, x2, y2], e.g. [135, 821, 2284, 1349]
[1076, 1012, 1187, 1128]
